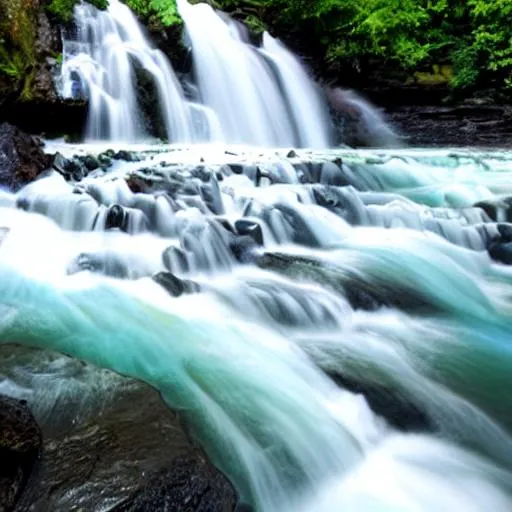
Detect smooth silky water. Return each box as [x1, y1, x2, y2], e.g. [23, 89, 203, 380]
[2, 147, 512, 510]
[4, 0, 512, 509]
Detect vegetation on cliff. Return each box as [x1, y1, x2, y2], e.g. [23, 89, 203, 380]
[46, 0, 108, 22]
[0, 0, 39, 100]
[124, 0, 181, 27]
[0, 0, 107, 103]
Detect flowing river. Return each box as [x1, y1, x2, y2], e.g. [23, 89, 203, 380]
[2, 145, 512, 510]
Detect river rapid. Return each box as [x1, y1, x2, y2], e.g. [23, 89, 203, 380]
[1, 145, 512, 510]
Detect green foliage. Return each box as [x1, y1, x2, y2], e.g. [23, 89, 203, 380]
[214, 0, 512, 95]
[124, 0, 181, 27]
[47, 0, 109, 22]
[0, 45, 27, 79]
[0, 0, 37, 97]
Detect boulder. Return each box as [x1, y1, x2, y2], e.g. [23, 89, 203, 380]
[0, 395, 42, 511]
[1, 346, 237, 512]
[153, 271, 200, 297]
[0, 123, 53, 191]
[112, 456, 236, 512]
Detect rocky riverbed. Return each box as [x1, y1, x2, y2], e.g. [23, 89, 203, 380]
[0, 346, 236, 512]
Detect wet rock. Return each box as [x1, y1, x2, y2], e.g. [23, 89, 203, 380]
[125, 175, 147, 193]
[293, 163, 313, 184]
[319, 161, 348, 186]
[257, 252, 438, 313]
[262, 203, 322, 247]
[234, 220, 264, 246]
[52, 154, 87, 181]
[113, 455, 236, 512]
[68, 252, 131, 279]
[0, 395, 42, 511]
[488, 242, 512, 265]
[474, 198, 512, 223]
[82, 154, 100, 171]
[98, 153, 113, 168]
[326, 87, 400, 148]
[152, 271, 200, 297]
[217, 164, 233, 178]
[191, 165, 212, 183]
[0, 123, 53, 191]
[51, 152, 69, 176]
[200, 178, 224, 215]
[162, 246, 190, 274]
[229, 236, 258, 264]
[105, 204, 127, 231]
[3, 348, 237, 512]
[328, 374, 432, 432]
[384, 104, 512, 148]
[497, 223, 512, 243]
[114, 150, 139, 162]
[132, 61, 168, 140]
[312, 186, 361, 225]
[68, 160, 86, 181]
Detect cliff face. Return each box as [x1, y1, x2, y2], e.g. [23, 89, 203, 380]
[0, 0, 88, 136]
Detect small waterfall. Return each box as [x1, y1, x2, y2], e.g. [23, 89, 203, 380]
[326, 88, 401, 147]
[61, 0, 194, 142]
[177, 0, 332, 148]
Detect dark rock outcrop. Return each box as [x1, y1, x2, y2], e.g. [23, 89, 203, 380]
[113, 456, 236, 512]
[385, 104, 512, 147]
[0, 395, 42, 512]
[1, 346, 237, 512]
[0, 123, 53, 191]
[0, 4, 88, 138]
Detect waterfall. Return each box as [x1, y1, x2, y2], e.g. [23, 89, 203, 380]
[260, 32, 331, 148]
[8, 0, 512, 509]
[60, 0, 332, 147]
[61, 0, 194, 142]
[177, 0, 331, 147]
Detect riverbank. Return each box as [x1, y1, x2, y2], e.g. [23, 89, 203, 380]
[384, 103, 512, 148]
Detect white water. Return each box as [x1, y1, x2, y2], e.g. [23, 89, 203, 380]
[2, 147, 512, 509]
[326, 87, 401, 147]
[178, 0, 331, 147]
[60, 0, 332, 147]
[61, 0, 194, 141]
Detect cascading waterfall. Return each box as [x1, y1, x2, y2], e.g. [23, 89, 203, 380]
[2, 146, 512, 510]
[177, 0, 331, 147]
[61, 0, 195, 142]
[60, 0, 333, 147]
